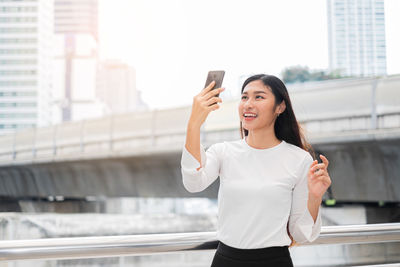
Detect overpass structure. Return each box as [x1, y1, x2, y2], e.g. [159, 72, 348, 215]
[0, 75, 399, 205]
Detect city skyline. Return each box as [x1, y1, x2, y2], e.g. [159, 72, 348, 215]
[1, 0, 398, 135]
[99, 0, 400, 110]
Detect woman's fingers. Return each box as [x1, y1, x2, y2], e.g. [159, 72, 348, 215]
[200, 80, 216, 96]
[310, 167, 331, 186]
[311, 163, 325, 171]
[320, 155, 329, 168]
[313, 168, 324, 176]
[188, 82, 224, 126]
[205, 96, 222, 107]
[308, 161, 318, 176]
[204, 87, 225, 100]
[208, 102, 220, 111]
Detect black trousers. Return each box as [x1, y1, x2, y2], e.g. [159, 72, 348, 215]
[210, 241, 294, 267]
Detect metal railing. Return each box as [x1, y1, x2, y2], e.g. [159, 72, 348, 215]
[0, 223, 399, 262]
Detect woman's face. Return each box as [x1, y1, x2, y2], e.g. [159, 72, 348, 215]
[238, 80, 280, 132]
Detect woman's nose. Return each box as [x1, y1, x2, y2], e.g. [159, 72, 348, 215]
[244, 98, 254, 108]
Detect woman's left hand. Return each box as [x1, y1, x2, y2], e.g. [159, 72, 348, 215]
[308, 155, 332, 199]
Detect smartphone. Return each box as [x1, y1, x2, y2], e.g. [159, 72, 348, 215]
[204, 70, 225, 97]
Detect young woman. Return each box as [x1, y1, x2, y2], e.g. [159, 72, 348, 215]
[181, 74, 332, 267]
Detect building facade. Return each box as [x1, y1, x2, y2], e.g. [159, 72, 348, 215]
[0, 0, 53, 135]
[327, 0, 387, 77]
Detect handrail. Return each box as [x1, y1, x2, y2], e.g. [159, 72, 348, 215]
[0, 223, 399, 262]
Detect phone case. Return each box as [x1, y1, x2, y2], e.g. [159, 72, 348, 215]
[204, 70, 225, 97]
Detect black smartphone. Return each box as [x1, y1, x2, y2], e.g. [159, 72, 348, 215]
[204, 70, 225, 97]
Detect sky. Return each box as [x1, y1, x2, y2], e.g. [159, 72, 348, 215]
[98, 0, 400, 110]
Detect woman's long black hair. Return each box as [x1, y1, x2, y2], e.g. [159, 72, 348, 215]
[239, 74, 317, 247]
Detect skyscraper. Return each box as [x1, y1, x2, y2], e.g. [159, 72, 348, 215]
[0, 0, 53, 135]
[53, 0, 100, 122]
[327, 0, 387, 77]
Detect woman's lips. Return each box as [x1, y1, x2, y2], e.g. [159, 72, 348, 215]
[244, 116, 257, 121]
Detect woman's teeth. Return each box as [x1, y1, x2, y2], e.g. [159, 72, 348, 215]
[244, 114, 257, 120]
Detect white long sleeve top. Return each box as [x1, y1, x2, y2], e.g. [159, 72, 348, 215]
[180, 137, 322, 249]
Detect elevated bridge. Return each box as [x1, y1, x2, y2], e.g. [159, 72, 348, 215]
[0, 75, 399, 206]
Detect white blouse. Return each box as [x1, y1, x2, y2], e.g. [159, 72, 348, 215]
[180, 137, 322, 249]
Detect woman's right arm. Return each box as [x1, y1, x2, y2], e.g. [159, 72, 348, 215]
[181, 81, 225, 193]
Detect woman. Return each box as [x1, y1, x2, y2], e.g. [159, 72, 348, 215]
[181, 74, 332, 267]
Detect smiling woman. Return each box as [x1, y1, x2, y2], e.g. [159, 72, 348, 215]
[237, 74, 326, 249]
[181, 73, 331, 267]
[238, 75, 301, 150]
[239, 82, 282, 141]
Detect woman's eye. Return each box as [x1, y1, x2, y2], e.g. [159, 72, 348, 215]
[241, 95, 264, 99]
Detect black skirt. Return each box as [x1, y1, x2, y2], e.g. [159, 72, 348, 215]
[210, 241, 294, 267]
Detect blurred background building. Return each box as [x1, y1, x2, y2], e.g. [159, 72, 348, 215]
[52, 0, 101, 123]
[97, 59, 148, 115]
[327, 0, 387, 77]
[0, 0, 53, 135]
[52, 0, 147, 123]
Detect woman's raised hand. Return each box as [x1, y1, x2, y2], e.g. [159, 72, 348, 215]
[188, 81, 225, 128]
[308, 155, 332, 200]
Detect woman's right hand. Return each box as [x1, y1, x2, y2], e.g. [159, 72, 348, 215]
[188, 80, 225, 128]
